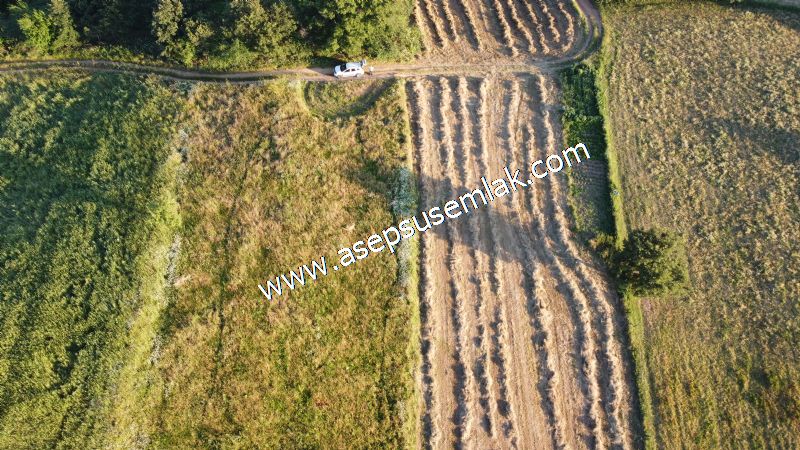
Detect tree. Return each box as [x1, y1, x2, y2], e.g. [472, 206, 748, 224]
[153, 0, 183, 49]
[230, 0, 297, 60]
[12, 3, 51, 54]
[49, 0, 79, 51]
[614, 228, 689, 296]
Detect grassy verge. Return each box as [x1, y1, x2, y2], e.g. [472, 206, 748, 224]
[594, 29, 653, 448]
[560, 62, 614, 240]
[394, 81, 422, 450]
[598, 1, 800, 447]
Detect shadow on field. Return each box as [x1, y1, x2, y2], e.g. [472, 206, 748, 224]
[710, 117, 800, 166]
[739, 3, 800, 36]
[344, 155, 609, 274]
[344, 154, 642, 446]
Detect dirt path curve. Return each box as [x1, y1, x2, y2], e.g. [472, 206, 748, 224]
[0, 0, 600, 83]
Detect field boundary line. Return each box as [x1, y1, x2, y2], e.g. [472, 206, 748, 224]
[595, 14, 656, 450]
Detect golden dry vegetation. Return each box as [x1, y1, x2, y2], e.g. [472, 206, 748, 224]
[600, 2, 800, 447]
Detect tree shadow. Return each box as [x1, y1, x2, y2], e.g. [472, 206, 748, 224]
[734, 2, 800, 36]
[708, 116, 800, 167]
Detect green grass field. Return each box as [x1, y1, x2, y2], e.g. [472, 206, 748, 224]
[599, 2, 800, 448]
[0, 71, 181, 447]
[0, 72, 417, 448]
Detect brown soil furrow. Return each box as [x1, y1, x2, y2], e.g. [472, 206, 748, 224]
[438, 0, 461, 43]
[449, 0, 483, 51]
[536, 73, 641, 449]
[415, 0, 438, 53]
[451, 76, 498, 444]
[477, 77, 519, 445]
[422, 77, 463, 449]
[421, 0, 449, 49]
[437, 76, 473, 447]
[459, 78, 499, 438]
[489, 304, 517, 445]
[505, 80, 568, 448]
[536, 77, 636, 448]
[408, 80, 437, 449]
[470, 0, 512, 58]
[511, 0, 548, 55]
[494, 77, 560, 450]
[492, 78, 534, 448]
[497, 0, 537, 54]
[476, 78, 501, 297]
[553, 0, 577, 52]
[534, 0, 563, 50]
[488, 0, 520, 57]
[455, 76, 498, 444]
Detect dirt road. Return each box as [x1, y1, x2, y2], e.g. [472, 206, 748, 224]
[0, 1, 640, 448]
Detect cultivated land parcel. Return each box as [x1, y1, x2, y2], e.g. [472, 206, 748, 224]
[600, 2, 800, 448]
[0, 73, 416, 447]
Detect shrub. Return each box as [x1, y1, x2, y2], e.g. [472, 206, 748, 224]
[14, 4, 52, 54]
[613, 228, 689, 296]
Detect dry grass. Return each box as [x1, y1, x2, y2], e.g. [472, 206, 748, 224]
[149, 79, 416, 448]
[600, 2, 800, 448]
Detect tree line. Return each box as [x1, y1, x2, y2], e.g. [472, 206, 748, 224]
[0, 0, 420, 68]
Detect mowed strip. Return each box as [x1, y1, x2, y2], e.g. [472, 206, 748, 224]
[407, 74, 641, 449]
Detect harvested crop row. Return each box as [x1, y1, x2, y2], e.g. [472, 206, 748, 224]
[452, 0, 484, 51]
[414, 0, 581, 61]
[409, 74, 641, 449]
[527, 74, 640, 448]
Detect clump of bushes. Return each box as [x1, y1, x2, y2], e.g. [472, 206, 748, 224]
[595, 228, 689, 296]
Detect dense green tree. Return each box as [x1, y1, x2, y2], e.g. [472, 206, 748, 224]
[153, 0, 184, 59]
[153, 0, 182, 45]
[614, 229, 689, 296]
[48, 0, 78, 50]
[2, 0, 418, 68]
[68, 0, 155, 43]
[11, 2, 51, 53]
[230, 0, 296, 59]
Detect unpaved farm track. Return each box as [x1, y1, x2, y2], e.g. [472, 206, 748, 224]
[407, 72, 641, 449]
[0, 1, 642, 448]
